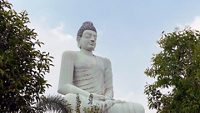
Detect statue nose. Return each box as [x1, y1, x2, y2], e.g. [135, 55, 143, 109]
[91, 40, 94, 43]
[90, 36, 96, 41]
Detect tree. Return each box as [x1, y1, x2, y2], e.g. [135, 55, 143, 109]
[145, 28, 200, 113]
[0, 0, 53, 112]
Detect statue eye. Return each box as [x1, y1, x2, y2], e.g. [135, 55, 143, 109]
[84, 34, 92, 39]
[93, 35, 97, 38]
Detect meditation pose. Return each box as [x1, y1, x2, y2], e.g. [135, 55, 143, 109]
[58, 21, 145, 113]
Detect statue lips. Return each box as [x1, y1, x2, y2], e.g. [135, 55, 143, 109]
[89, 43, 95, 47]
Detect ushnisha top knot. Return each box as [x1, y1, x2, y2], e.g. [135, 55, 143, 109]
[77, 21, 97, 37]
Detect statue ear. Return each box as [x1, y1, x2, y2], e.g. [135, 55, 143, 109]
[77, 36, 81, 49]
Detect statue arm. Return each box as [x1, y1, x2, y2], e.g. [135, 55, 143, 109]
[104, 58, 114, 99]
[57, 51, 90, 97]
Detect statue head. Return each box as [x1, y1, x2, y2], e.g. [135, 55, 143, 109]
[77, 21, 97, 51]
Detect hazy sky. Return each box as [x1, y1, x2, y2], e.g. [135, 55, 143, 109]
[10, 0, 200, 113]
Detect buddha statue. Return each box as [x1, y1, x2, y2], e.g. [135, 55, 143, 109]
[58, 21, 145, 113]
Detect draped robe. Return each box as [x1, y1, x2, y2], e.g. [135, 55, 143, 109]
[58, 51, 145, 113]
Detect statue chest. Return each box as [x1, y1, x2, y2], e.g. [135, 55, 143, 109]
[74, 54, 105, 72]
[72, 54, 105, 93]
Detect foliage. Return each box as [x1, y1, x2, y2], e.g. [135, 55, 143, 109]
[36, 94, 102, 113]
[145, 28, 200, 113]
[36, 95, 72, 113]
[83, 94, 102, 113]
[76, 94, 81, 113]
[74, 94, 102, 113]
[0, 0, 53, 112]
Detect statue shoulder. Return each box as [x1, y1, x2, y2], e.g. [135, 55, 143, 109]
[62, 51, 78, 59]
[104, 57, 112, 66]
[96, 55, 112, 65]
[104, 57, 111, 64]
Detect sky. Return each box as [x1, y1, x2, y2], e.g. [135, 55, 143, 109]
[10, 0, 200, 113]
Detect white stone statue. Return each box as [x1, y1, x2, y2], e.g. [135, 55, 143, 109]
[58, 21, 145, 113]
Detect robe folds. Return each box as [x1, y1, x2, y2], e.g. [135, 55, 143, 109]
[58, 51, 145, 113]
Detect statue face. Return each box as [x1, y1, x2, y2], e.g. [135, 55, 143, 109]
[78, 30, 97, 51]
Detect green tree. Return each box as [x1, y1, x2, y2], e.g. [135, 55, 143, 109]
[0, 0, 53, 112]
[145, 28, 200, 113]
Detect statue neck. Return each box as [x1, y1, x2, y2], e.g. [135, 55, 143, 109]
[80, 49, 94, 56]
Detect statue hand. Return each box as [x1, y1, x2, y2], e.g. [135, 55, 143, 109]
[91, 93, 106, 101]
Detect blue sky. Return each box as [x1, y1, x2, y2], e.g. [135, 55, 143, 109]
[10, 0, 200, 113]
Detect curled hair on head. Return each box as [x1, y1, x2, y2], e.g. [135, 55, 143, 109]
[77, 21, 97, 38]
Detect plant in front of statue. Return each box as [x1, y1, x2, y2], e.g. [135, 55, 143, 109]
[75, 94, 81, 113]
[74, 94, 102, 113]
[35, 94, 103, 113]
[145, 28, 200, 113]
[36, 95, 72, 113]
[83, 94, 102, 113]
